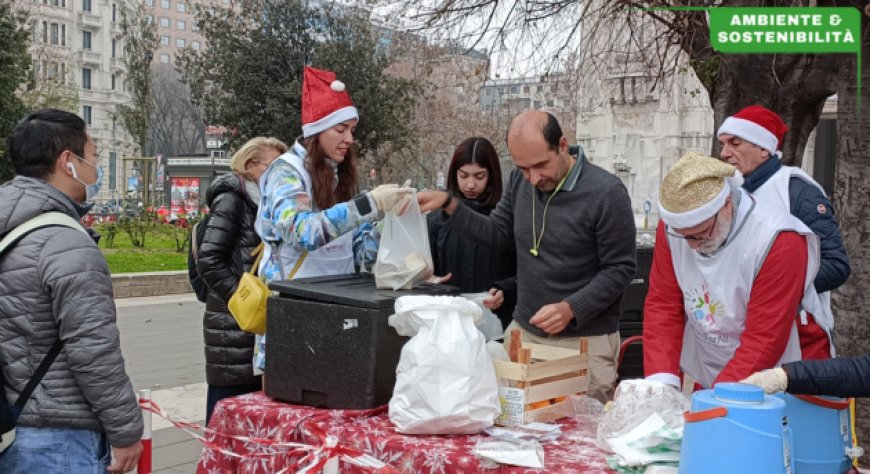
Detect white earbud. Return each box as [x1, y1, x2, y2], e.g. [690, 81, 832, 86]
[67, 162, 75, 174]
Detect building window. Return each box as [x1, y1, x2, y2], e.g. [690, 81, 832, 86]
[60, 62, 66, 82]
[82, 0, 91, 12]
[50, 22, 58, 44]
[161, 0, 169, 8]
[47, 62, 58, 79]
[484, 88, 492, 96]
[510, 86, 518, 94]
[160, 53, 170, 63]
[61, 24, 65, 45]
[160, 35, 169, 45]
[144, 0, 153, 5]
[111, 73, 116, 90]
[159, 17, 169, 27]
[537, 85, 543, 92]
[112, 3, 116, 22]
[83, 105, 92, 125]
[82, 30, 91, 50]
[177, 2, 185, 12]
[111, 38, 116, 57]
[82, 68, 91, 89]
[145, 14, 153, 24]
[42, 21, 47, 43]
[176, 38, 185, 47]
[191, 40, 200, 50]
[176, 20, 185, 30]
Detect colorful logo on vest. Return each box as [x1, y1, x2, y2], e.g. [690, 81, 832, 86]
[685, 285, 724, 335]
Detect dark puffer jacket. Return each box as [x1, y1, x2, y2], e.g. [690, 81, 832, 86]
[196, 173, 261, 386]
[783, 355, 870, 398]
[0, 176, 142, 447]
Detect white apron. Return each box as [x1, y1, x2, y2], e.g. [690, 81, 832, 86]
[669, 191, 822, 387]
[753, 164, 835, 350]
[258, 146, 354, 279]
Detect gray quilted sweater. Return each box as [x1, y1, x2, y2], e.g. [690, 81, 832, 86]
[0, 176, 142, 447]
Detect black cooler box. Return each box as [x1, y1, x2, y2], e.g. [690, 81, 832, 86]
[617, 246, 654, 380]
[265, 273, 457, 409]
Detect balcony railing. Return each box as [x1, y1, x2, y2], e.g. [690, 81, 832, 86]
[78, 12, 102, 29]
[77, 49, 102, 66]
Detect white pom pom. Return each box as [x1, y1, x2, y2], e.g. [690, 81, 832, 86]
[330, 80, 345, 92]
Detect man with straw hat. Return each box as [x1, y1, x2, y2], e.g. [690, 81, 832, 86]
[643, 152, 833, 389]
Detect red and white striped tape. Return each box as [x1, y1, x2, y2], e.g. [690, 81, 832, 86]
[136, 396, 397, 473]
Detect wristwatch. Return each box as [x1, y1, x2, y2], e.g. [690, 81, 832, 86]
[354, 193, 373, 215]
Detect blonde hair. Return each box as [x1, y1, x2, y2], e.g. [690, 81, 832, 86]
[229, 137, 289, 177]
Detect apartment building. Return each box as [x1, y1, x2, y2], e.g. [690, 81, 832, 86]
[19, 0, 140, 204]
[140, 0, 220, 65]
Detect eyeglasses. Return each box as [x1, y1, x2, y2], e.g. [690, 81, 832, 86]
[666, 211, 719, 241]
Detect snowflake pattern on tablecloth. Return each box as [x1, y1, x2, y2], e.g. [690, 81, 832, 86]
[422, 448, 452, 474]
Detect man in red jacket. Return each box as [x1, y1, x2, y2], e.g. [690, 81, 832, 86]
[643, 153, 832, 389]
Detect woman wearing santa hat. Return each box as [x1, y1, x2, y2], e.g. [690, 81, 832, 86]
[252, 66, 412, 373]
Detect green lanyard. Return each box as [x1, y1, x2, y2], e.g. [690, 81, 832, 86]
[530, 172, 570, 257]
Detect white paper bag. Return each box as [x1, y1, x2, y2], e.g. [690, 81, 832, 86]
[388, 296, 501, 434]
[374, 196, 433, 290]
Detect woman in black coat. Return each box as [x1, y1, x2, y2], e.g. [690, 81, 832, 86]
[427, 137, 517, 330]
[743, 356, 870, 397]
[196, 137, 287, 423]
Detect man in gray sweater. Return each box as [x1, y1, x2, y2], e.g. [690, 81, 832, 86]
[0, 109, 142, 472]
[419, 111, 636, 402]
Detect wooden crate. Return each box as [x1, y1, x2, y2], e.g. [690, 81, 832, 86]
[493, 334, 589, 426]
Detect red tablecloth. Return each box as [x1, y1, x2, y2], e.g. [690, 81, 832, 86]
[196, 392, 614, 473]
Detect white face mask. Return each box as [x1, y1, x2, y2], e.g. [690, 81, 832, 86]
[68, 153, 103, 201]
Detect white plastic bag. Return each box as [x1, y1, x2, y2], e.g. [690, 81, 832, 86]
[597, 380, 689, 470]
[461, 292, 504, 341]
[374, 195, 433, 290]
[388, 295, 501, 434]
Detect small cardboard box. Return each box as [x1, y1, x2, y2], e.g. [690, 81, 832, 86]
[493, 338, 589, 426]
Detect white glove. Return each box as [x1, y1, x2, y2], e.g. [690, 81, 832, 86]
[740, 367, 788, 394]
[370, 184, 415, 215]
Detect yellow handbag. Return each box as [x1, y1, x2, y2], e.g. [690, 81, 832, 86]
[228, 243, 269, 334]
[228, 243, 307, 334]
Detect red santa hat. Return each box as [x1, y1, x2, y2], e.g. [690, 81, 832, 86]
[716, 105, 788, 155]
[301, 66, 359, 138]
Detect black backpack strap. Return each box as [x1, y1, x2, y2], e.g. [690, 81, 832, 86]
[12, 338, 63, 415]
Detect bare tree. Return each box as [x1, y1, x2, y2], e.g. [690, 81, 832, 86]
[148, 63, 205, 156]
[118, 2, 157, 155]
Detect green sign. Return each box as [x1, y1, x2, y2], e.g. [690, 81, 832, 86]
[709, 7, 861, 54]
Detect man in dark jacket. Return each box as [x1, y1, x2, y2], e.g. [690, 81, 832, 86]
[718, 105, 848, 359]
[0, 109, 142, 472]
[418, 111, 637, 402]
[743, 355, 870, 398]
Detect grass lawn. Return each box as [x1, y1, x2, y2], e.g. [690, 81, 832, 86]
[97, 223, 190, 273]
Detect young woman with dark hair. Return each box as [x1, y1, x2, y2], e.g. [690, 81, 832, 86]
[428, 137, 517, 329]
[253, 66, 410, 373]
